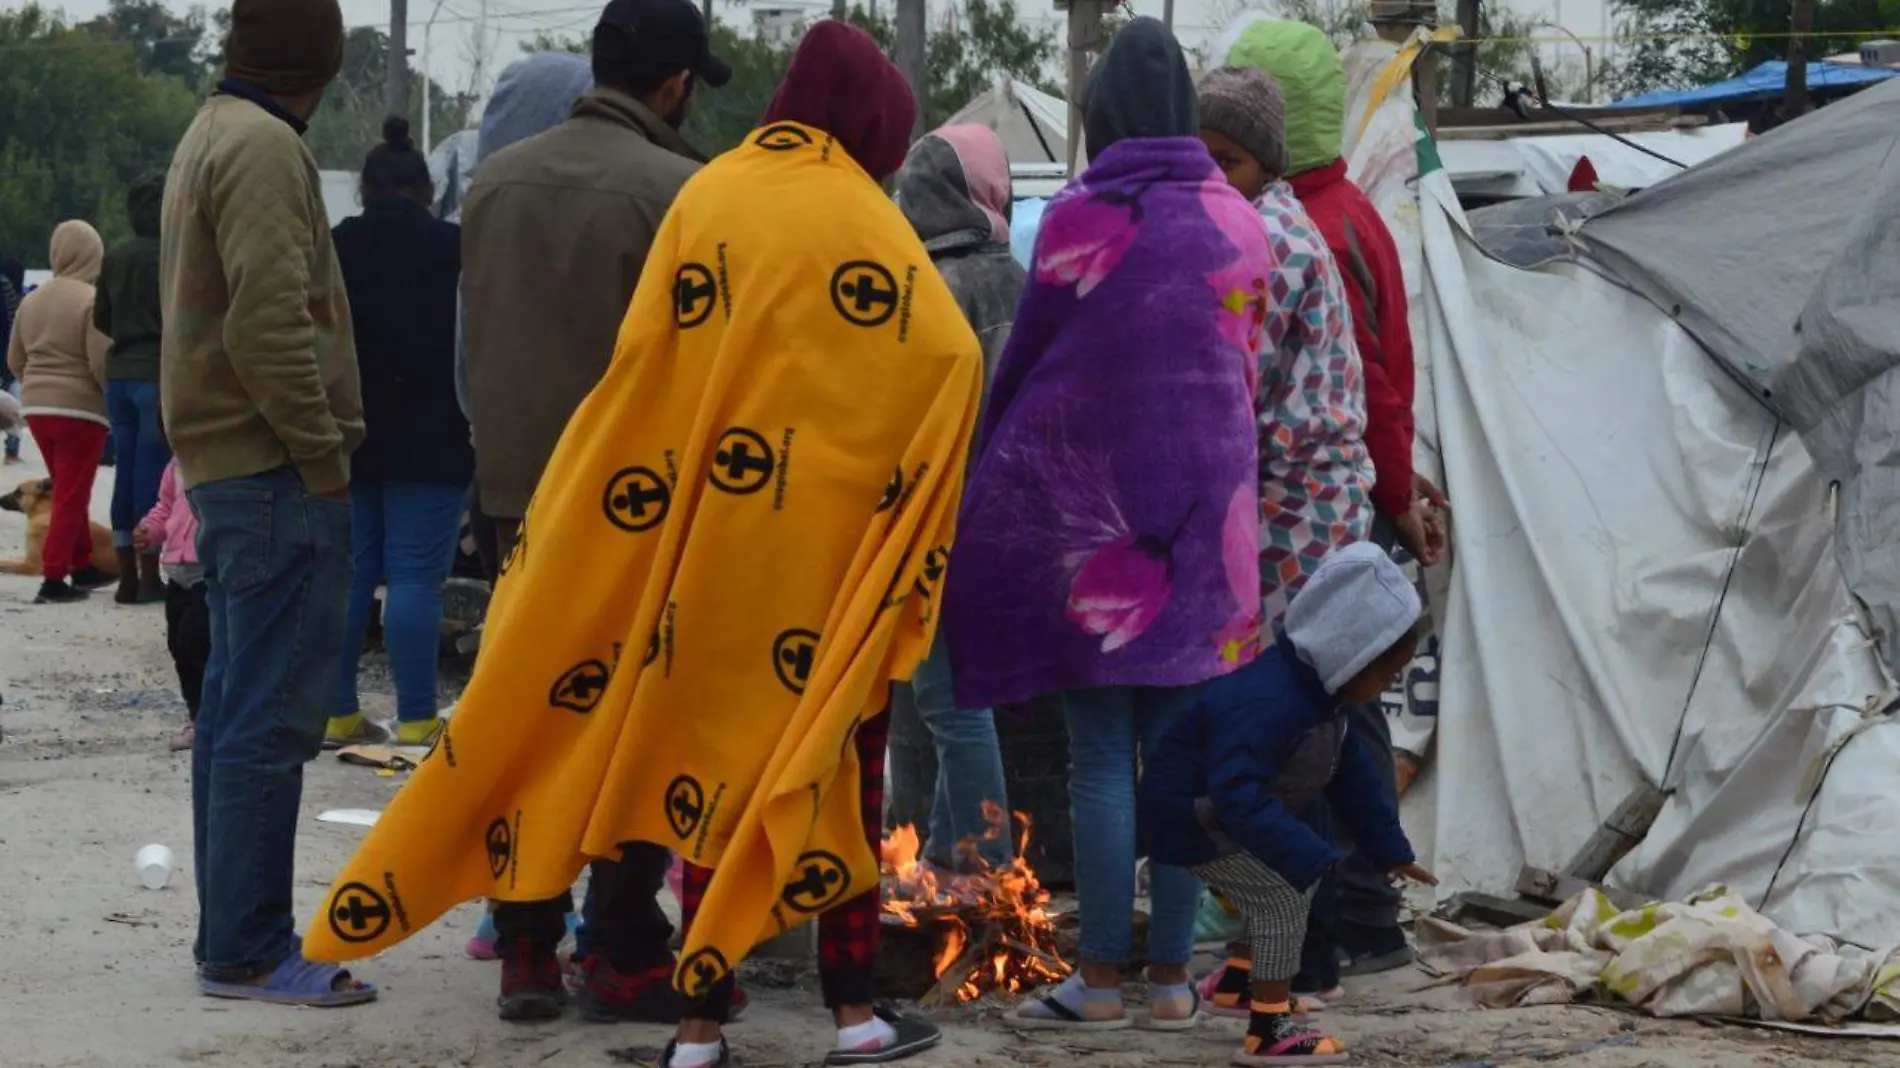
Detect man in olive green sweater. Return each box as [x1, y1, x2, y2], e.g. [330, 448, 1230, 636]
[157, 0, 373, 1008]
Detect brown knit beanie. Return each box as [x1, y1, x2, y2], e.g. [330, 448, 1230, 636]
[1197, 66, 1291, 178]
[224, 0, 346, 97]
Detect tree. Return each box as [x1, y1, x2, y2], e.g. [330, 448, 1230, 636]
[82, 0, 211, 86]
[521, 2, 1059, 156]
[845, 0, 1061, 130]
[1610, 0, 1900, 96]
[0, 4, 199, 260]
[1205, 0, 1546, 105]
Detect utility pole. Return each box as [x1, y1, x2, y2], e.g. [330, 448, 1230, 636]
[1452, 0, 1479, 108]
[1065, 0, 1107, 177]
[387, 0, 410, 120]
[704, 0, 714, 27]
[833, 0, 847, 18]
[897, 0, 927, 138]
[1785, 0, 1816, 118]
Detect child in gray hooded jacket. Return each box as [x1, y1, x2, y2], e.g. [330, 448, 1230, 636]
[1140, 543, 1437, 1065]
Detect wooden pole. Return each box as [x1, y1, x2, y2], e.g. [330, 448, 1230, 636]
[1785, 0, 1816, 119]
[897, 0, 927, 139]
[387, 0, 410, 119]
[1065, 0, 1103, 177]
[1452, 0, 1479, 107]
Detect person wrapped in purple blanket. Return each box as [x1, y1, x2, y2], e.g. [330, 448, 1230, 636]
[943, 15, 1275, 1034]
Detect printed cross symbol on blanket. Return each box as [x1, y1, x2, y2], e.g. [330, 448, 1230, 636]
[678, 947, 731, 998]
[549, 659, 612, 713]
[710, 428, 775, 494]
[830, 261, 900, 327]
[780, 850, 851, 913]
[665, 774, 706, 839]
[674, 264, 718, 328]
[485, 817, 513, 880]
[328, 882, 393, 943]
[603, 467, 670, 533]
[772, 629, 820, 694]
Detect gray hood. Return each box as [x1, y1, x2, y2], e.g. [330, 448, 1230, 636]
[1284, 542, 1421, 694]
[477, 52, 594, 165]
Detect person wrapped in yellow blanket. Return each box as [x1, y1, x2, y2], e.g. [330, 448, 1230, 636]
[307, 22, 981, 1066]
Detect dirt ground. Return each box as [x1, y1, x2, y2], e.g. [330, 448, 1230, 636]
[1, 443, 1894, 1068]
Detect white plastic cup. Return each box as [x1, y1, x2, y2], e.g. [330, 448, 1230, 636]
[135, 844, 174, 890]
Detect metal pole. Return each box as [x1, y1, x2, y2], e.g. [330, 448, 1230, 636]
[1162, 0, 1174, 32]
[387, 0, 410, 118]
[704, 0, 714, 26]
[421, 0, 450, 154]
[897, 0, 926, 138]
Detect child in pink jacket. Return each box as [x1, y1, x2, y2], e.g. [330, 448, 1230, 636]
[136, 458, 205, 752]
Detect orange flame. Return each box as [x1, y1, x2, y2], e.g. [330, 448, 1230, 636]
[880, 803, 1070, 1002]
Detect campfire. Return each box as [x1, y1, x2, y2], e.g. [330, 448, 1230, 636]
[878, 803, 1069, 1005]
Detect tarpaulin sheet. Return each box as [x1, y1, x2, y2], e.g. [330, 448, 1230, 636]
[1611, 60, 1897, 110]
[1400, 109, 1900, 944]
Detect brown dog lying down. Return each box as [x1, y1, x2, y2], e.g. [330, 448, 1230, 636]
[0, 477, 119, 580]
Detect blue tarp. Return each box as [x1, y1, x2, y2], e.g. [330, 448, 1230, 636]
[1610, 60, 1898, 109]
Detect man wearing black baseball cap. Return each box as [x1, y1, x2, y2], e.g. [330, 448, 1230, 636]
[461, 0, 728, 1024]
[595, 0, 733, 110]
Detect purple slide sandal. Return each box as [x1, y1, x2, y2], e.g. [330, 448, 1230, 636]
[201, 955, 378, 1007]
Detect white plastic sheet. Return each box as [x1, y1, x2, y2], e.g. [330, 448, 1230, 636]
[1400, 129, 1900, 944]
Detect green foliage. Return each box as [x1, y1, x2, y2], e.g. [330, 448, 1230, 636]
[844, 0, 1060, 130]
[0, 4, 198, 262]
[683, 23, 794, 156]
[527, 1, 1059, 158]
[1610, 0, 1900, 96]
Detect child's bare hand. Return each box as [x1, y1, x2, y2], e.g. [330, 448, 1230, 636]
[1388, 862, 1439, 886]
[132, 526, 150, 553]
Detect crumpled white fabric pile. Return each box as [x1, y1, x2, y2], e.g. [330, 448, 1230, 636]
[1418, 887, 1900, 1022]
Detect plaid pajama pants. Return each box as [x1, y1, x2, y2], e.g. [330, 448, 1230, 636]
[1192, 852, 1316, 981]
[678, 710, 891, 1019]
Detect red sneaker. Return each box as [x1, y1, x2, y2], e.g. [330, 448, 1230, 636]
[578, 956, 749, 1024]
[497, 939, 565, 1022]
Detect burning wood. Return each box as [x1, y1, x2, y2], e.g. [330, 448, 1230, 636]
[879, 803, 1070, 1005]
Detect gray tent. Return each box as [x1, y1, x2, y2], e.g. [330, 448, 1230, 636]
[1576, 79, 1900, 665]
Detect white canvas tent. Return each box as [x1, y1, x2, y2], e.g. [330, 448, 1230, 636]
[942, 77, 1078, 166]
[1334, 36, 1900, 946]
[1438, 124, 1748, 201]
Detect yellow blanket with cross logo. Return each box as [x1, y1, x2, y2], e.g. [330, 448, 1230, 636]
[305, 121, 983, 999]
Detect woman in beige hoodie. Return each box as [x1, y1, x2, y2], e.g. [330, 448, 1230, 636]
[5, 220, 113, 603]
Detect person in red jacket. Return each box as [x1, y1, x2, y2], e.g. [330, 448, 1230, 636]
[1229, 20, 1445, 567]
[1219, 18, 1447, 1002]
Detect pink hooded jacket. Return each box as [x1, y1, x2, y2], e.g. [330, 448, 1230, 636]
[138, 460, 199, 567]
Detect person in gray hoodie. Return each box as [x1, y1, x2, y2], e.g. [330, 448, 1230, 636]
[892, 124, 1026, 873]
[451, 50, 593, 582]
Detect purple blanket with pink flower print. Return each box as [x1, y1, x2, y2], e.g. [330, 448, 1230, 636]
[943, 136, 1275, 708]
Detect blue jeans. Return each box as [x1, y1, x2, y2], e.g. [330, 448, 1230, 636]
[188, 467, 352, 980]
[1062, 684, 1204, 968]
[911, 635, 1012, 870]
[107, 380, 170, 542]
[335, 479, 468, 723]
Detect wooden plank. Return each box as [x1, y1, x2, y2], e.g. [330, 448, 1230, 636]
[1438, 105, 1686, 127]
[1561, 782, 1669, 882]
[1437, 116, 1706, 141]
[1437, 891, 1552, 929]
[1515, 865, 1650, 912]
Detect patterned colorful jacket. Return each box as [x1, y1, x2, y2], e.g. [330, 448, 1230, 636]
[1255, 182, 1374, 624]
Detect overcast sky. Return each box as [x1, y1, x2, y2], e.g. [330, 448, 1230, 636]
[41, 0, 1618, 102]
